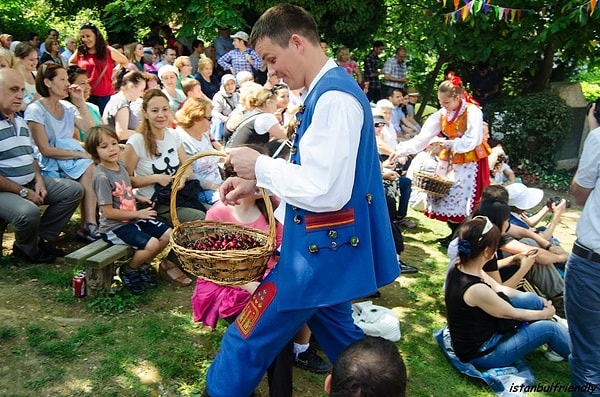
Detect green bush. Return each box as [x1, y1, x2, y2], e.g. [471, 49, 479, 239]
[485, 92, 572, 172]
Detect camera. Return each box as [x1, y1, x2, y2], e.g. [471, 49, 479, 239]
[546, 196, 571, 209]
[586, 98, 600, 124]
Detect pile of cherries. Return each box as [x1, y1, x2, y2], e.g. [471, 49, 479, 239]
[184, 232, 262, 251]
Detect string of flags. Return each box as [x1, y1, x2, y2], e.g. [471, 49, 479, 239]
[438, 0, 599, 24]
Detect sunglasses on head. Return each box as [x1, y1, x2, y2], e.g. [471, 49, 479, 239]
[374, 122, 385, 127]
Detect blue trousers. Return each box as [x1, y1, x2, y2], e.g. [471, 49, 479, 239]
[470, 292, 570, 369]
[205, 266, 364, 397]
[565, 251, 600, 395]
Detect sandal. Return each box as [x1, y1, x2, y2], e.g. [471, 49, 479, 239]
[118, 266, 145, 294]
[76, 222, 101, 243]
[159, 259, 192, 287]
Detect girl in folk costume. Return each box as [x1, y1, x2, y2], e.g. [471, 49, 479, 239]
[392, 75, 491, 245]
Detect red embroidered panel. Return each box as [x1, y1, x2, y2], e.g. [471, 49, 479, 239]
[236, 282, 277, 339]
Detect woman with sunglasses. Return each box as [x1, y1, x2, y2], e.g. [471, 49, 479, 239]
[69, 22, 128, 114]
[444, 216, 569, 369]
[174, 97, 223, 204]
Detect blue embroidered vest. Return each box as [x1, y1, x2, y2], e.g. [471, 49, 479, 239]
[276, 67, 399, 311]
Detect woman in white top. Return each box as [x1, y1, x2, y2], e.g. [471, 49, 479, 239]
[13, 42, 41, 112]
[158, 65, 185, 112]
[24, 63, 98, 242]
[122, 89, 203, 287]
[175, 98, 223, 204]
[102, 69, 146, 142]
[226, 86, 287, 148]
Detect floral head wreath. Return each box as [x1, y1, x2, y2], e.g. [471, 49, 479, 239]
[446, 72, 480, 107]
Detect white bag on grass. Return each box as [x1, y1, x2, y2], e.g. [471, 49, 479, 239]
[352, 301, 401, 342]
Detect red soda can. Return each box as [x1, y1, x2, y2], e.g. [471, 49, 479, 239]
[72, 273, 86, 297]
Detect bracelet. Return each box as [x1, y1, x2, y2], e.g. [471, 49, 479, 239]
[545, 242, 553, 250]
[210, 139, 216, 142]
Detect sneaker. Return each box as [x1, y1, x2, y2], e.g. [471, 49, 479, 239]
[118, 266, 145, 295]
[295, 349, 332, 374]
[138, 265, 158, 288]
[399, 260, 419, 274]
[12, 243, 56, 264]
[396, 217, 417, 229]
[544, 349, 565, 362]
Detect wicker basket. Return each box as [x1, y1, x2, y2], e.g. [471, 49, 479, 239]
[169, 151, 276, 286]
[412, 171, 453, 198]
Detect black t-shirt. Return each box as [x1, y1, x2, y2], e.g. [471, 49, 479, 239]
[445, 266, 500, 362]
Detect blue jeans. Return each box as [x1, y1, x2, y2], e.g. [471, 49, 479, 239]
[396, 176, 412, 218]
[470, 292, 570, 368]
[565, 251, 600, 395]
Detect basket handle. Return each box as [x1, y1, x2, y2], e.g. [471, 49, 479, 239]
[169, 150, 276, 245]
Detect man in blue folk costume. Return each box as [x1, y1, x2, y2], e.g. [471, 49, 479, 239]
[204, 4, 400, 396]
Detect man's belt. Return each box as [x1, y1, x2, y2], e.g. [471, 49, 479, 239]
[573, 241, 600, 264]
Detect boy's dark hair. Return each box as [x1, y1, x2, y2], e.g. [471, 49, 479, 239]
[330, 336, 407, 397]
[249, 3, 320, 49]
[373, 40, 384, 48]
[85, 125, 119, 162]
[481, 184, 509, 204]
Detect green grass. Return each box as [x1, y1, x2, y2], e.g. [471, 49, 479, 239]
[0, 206, 573, 396]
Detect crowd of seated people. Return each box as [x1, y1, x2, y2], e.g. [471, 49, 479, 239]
[2, 23, 577, 393]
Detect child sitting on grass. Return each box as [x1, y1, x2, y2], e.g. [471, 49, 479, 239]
[85, 125, 171, 295]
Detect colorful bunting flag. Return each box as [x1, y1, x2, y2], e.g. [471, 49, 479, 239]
[439, 0, 599, 25]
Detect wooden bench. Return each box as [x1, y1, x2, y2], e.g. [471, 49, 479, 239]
[65, 239, 132, 297]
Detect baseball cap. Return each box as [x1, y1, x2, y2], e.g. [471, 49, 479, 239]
[231, 31, 249, 41]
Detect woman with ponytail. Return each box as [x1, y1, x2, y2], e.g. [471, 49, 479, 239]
[391, 75, 491, 246]
[444, 216, 569, 368]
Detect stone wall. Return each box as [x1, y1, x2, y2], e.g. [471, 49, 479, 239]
[550, 82, 588, 169]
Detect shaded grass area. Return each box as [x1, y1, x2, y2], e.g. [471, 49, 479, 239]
[0, 206, 572, 396]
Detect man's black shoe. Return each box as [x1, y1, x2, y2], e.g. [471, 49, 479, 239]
[294, 349, 332, 374]
[12, 244, 56, 264]
[366, 290, 381, 298]
[38, 239, 65, 257]
[399, 260, 419, 274]
[437, 235, 453, 248]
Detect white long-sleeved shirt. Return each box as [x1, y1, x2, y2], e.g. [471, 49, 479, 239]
[255, 59, 363, 213]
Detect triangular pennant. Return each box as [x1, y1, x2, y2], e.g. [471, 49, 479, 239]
[462, 5, 469, 19]
[592, 0, 598, 15]
[454, 0, 459, 10]
[510, 9, 516, 22]
[504, 8, 510, 22]
[498, 6, 504, 20]
[517, 9, 522, 21]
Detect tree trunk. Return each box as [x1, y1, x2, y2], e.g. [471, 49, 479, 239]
[416, 54, 448, 123]
[532, 43, 554, 93]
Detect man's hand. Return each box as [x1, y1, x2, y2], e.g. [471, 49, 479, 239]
[220, 177, 258, 205]
[226, 147, 261, 180]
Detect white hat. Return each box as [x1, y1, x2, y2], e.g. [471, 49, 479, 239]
[506, 183, 544, 210]
[230, 31, 249, 41]
[158, 65, 179, 80]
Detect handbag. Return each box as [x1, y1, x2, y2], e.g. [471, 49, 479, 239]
[152, 179, 207, 212]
